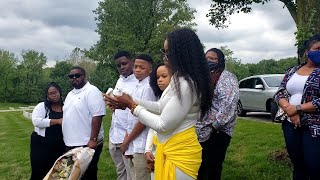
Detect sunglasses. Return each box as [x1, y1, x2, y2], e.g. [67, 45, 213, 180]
[68, 73, 83, 79]
[160, 48, 169, 61]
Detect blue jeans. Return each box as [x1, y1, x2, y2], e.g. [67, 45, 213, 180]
[282, 120, 320, 180]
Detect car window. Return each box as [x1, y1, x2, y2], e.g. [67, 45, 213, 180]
[255, 78, 263, 86]
[239, 80, 246, 88]
[245, 78, 255, 89]
[263, 75, 284, 87]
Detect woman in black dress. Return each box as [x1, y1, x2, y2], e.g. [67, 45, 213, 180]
[30, 82, 65, 180]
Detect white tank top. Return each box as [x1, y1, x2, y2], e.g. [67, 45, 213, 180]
[286, 73, 308, 122]
[286, 72, 308, 105]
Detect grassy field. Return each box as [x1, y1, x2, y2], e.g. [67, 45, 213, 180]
[0, 111, 292, 180]
[0, 111, 116, 180]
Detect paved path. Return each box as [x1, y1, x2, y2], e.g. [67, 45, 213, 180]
[240, 112, 279, 123]
[0, 109, 33, 112]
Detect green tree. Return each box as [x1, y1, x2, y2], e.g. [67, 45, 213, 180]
[87, 0, 196, 87]
[207, 0, 320, 63]
[277, 57, 298, 71]
[50, 61, 73, 97]
[90, 62, 118, 92]
[219, 46, 297, 80]
[0, 50, 17, 102]
[220, 46, 250, 80]
[15, 50, 47, 103]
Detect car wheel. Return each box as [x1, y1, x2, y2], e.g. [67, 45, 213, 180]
[270, 100, 278, 122]
[237, 101, 247, 117]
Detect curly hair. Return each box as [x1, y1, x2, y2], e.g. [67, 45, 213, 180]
[166, 28, 212, 118]
[206, 48, 225, 91]
[44, 82, 63, 112]
[150, 63, 166, 99]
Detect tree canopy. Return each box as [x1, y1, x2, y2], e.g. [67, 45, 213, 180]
[85, 0, 197, 89]
[207, 0, 320, 62]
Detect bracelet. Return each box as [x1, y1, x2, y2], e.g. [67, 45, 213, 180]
[130, 103, 138, 114]
[90, 137, 97, 142]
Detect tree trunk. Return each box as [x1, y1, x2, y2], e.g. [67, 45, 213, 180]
[296, 0, 320, 64]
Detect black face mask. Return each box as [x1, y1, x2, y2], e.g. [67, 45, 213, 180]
[208, 61, 219, 71]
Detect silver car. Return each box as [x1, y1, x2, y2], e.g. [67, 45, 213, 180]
[237, 74, 284, 121]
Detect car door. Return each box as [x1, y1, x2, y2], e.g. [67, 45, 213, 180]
[248, 77, 266, 111]
[239, 78, 255, 110]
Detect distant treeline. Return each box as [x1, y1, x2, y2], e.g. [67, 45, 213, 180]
[0, 48, 297, 104]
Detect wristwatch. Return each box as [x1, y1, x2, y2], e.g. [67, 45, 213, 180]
[296, 105, 302, 113]
[90, 137, 97, 142]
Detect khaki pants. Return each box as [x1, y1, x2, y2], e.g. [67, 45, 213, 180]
[109, 141, 132, 180]
[128, 153, 150, 180]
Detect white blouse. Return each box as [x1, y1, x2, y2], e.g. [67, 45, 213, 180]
[133, 77, 200, 143]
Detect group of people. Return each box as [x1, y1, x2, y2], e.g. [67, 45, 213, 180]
[29, 28, 239, 180]
[29, 28, 320, 180]
[105, 28, 239, 180]
[30, 66, 106, 180]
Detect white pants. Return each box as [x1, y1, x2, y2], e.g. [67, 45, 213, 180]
[109, 141, 132, 180]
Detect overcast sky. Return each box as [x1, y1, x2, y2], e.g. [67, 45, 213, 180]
[0, 0, 296, 66]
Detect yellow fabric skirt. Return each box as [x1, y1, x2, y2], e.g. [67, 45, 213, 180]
[153, 126, 202, 180]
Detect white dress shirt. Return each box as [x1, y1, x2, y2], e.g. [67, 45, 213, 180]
[125, 76, 156, 155]
[109, 74, 138, 144]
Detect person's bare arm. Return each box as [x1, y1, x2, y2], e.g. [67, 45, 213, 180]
[87, 116, 103, 149]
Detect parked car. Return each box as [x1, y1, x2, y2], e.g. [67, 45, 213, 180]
[237, 74, 284, 121]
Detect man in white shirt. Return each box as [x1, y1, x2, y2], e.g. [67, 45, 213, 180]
[62, 66, 106, 180]
[122, 54, 156, 180]
[109, 51, 137, 180]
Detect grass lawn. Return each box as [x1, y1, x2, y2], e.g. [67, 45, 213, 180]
[0, 111, 116, 180]
[0, 111, 292, 180]
[223, 118, 291, 180]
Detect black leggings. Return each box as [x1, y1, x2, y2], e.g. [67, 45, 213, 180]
[198, 130, 231, 180]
